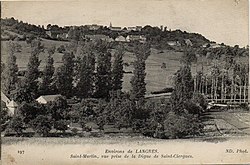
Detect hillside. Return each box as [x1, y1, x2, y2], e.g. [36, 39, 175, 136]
[1, 17, 211, 48]
[1, 39, 182, 93]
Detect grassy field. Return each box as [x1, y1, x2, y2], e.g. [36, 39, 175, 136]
[1, 39, 248, 94]
[1, 40, 183, 93]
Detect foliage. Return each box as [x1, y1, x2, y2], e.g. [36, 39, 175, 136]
[17, 101, 46, 124]
[130, 43, 150, 101]
[163, 111, 203, 139]
[104, 92, 134, 129]
[47, 96, 69, 121]
[57, 45, 66, 53]
[191, 93, 208, 110]
[95, 41, 112, 99]
[76, 42, 95, 98]
[1, 101, 12, 131]
[7, 115, 25, 136]
[54, 120, 68, 133]
[1, 42, 19, 99]
[39, 46, 55, 95]
[111, 44, 124, 91]
[31, 115, 52, 137]
[21, 40, 44, 101]
[170, 64, 194, 113]
[75, 99, 96, 131]
[54, 52, 75, 97]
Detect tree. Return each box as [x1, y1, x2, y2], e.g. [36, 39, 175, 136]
[31, 115, 52, 137]
[46, 96, 69, 133]
[7, 116, 25, 136]
[170, 65, 194, 114]
[39, 46, 55, 95]
[1, 42, 19, 99]
[47, 96, 68, 121]
[78, 99, 95, 131]
[112, 45, 124, 91]
[17, 101, 46, 124]
[54, 120, 68, 133]
[76, 42, 95, 98]
[54, 52, 75, 97]
[1, 101, 11, 131]
[95, 41, 112, 99]
[21, 40, 44, 101]
[130, 43, 150, 101]
[180, 47, 197, 66]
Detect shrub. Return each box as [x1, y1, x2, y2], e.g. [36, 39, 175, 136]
[71, 128, 78, 135]
[6, 116, 25, 136]
[184, 101, 203, 116]
[239, 103, 249, 111]
[54, 119, 69, 133]
[57, 45, 66, 53]
[163, 111, 203, 139]
[192, 93, 208, 110]
[31, 115, 52, 137]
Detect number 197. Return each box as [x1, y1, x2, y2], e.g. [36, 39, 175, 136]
[18, 150, 24, 154]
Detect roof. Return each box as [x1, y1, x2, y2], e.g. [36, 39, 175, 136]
[85, 34, 111, 41]
[37, 94, 63, 103]
[1, 91, 11, 104]
[110, 27, 122, 31]
[7, 100, 18, 107]
[145, 93, 172, 99]
[115, 36, 126, 41]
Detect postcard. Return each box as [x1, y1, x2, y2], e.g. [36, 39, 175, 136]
[1, 0, 250, 164]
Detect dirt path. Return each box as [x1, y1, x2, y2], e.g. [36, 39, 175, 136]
[202, 109, 250, 137]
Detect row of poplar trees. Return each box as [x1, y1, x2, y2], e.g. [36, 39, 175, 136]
[2, 39, 150, 103]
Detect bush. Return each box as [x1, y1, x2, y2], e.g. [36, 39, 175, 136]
[184, 101, 203, 116]
[163, 111, 203, 139]
[57, 45, 66, 53]
[6, 116, 25, 136]
[54, 120, 68, 133]
[31, 115, 52, 137]
[192, 93, 208, 110]
[239, 103, 249, 111]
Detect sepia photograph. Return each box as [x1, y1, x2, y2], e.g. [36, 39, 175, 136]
[1, 0, 250, 164]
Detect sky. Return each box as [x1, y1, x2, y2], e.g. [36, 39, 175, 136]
[1, 0, 249, 47]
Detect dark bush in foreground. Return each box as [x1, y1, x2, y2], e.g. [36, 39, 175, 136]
[31, 115, 52, 137]
[6, 116, 25, 136]
[163, 111, 203, 139]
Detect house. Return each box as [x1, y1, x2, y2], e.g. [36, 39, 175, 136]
[36, 94, 63, 104]
[127, 27, 137, 31]
[167, 41, 181, 46]
[145, 93, 172, 102]
[109, 22, 122, 31]
[1, 91, 18, 116]
[126, 35, 146, 43]
[1, 91, 10, 105]
[85, 34, 114, 42]
[136, 26, 143, 31]
[110, 26, 122, 31]
[184, 39, 193, 46]
[7, 100, 18, 115]
[115, 35, 126, 42]
[210, 43, 222, 48]
[202, 43, 223, 48]
[86, 24, 102, 31]
[45, 30, 58, 39]
[57, 33, 69, 40]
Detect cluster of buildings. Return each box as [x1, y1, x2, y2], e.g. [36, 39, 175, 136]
[83, 34, 146, 43]
[1, 91, 64, 116]
[45, 22, 163, 41]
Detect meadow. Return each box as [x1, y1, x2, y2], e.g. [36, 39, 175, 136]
[1, 40, 183, 94]
[1, 39, 248, 94]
